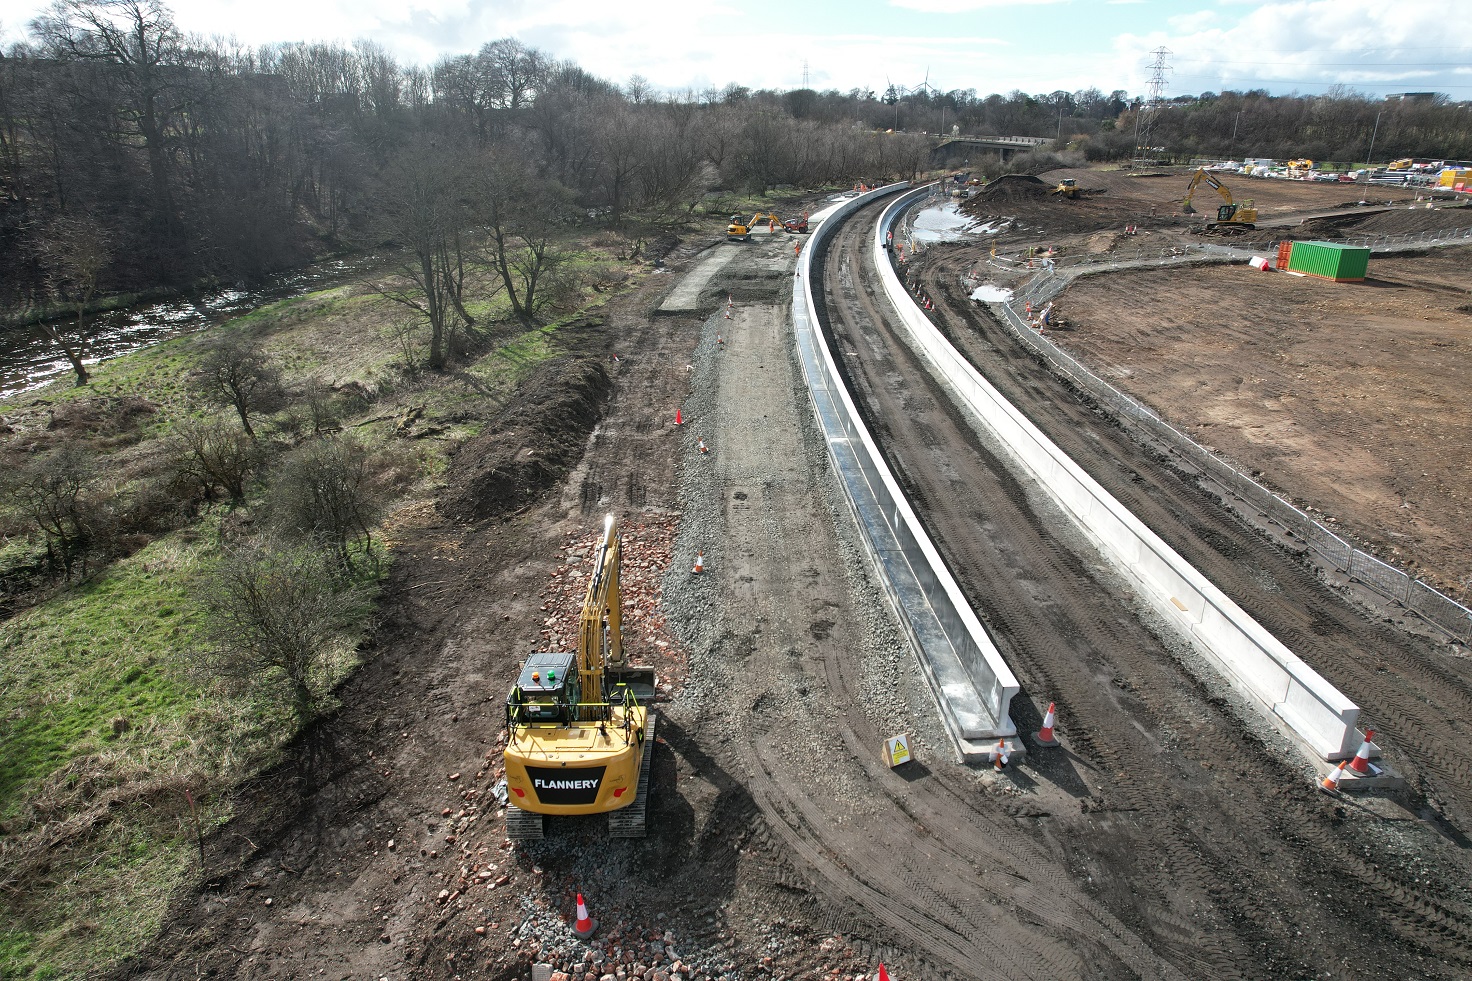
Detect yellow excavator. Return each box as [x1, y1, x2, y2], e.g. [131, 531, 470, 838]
[727, 212, 783, 241]
[503, 514, 657, 839]
[1181, 168, 1257, 230]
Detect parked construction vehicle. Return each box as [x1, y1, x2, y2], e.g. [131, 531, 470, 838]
[1049, 178, 1103, 200]
[782, 215, 809, 233]
[1181, 168, 1257, 230]
[727, 212, 783, 241]
[1050, 178, 1082, 199]
[503, 515, 657, 840]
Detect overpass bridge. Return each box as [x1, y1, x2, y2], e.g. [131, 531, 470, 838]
[930, 135, 1050, 163]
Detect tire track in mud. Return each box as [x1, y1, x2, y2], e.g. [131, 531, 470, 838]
[699, 296, 1182, 980]
[817, 201, 1472, 979]
[917, 260, 1472, 833]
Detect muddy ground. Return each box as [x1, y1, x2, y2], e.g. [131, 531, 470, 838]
[1051, 251, 1472, 605]
[118, 176, 1472, 981]
[944, 167, 1472, 605]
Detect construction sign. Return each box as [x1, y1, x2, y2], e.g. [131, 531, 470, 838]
[884, 733, 912, 768]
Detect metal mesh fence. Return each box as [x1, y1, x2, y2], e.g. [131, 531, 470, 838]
[992, 233, 1472, 643]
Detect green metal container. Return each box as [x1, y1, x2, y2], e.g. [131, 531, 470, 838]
[1284, 241, 1370, 282]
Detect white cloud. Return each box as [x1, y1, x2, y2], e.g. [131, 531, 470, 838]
[889, 0, 1062, 10]
[1116, 0, 1472, 95]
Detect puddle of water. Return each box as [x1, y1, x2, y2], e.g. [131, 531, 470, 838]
[969, 285, 1014, 303]
[909, 201, 977, 243]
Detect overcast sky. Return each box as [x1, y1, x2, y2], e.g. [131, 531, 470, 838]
[2, 0, 1470, 102]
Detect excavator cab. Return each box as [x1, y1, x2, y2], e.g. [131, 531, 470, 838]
[509, 652, 579, 725]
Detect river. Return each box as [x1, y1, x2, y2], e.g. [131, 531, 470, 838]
[0, 253, 385, 400]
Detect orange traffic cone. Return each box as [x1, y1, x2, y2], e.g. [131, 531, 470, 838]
[697, 438, 708, 454]
[724, 308, 731, 319]
[675, 408, 683, 426]
[1320, 759, 1349, 793]
[717, 333, 724, 345]
[877, 965, 892, 981]
[727, 293, 733, 307]
[1348, 730, 1376, 775]
[572, 892, 597, 939]
[992, 739, 1009, 771]
[692, 551, 704, 574]
[1034, 702, 1059, 748]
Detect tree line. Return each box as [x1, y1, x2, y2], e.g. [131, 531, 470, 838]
[3, 1, 1468, 328]
[0, 0, 931, 323]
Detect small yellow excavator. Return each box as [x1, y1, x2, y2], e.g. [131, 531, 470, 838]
[1181, 168, 1257, 230]
[503, 514, 657, 840]
[727, 212, 783, 241]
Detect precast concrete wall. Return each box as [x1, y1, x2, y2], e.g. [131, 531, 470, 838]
[875, 187, 1364, 761]
[793, 186, 1021, 759]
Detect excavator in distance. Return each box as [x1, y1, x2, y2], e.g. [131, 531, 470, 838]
[727, 212, 807, 240]
[502, 515, 657, 840]
[1181, 168, 1257, 230]
[727, 213, 781, 241]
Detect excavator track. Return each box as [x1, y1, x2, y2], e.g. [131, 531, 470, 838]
[608, 712, 656, 838]
[505, 803, 544, 841]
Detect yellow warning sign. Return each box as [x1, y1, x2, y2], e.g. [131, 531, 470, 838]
[884, 733, 911, 768]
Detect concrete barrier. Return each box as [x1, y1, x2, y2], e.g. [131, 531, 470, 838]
[792, 185, 1022, 760]
[873, 187, 1365, 761]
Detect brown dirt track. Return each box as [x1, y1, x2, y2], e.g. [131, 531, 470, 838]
[116, 174, 1472, 981]
[1054, 251, 1472, 606]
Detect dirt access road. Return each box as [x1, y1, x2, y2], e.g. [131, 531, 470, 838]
[123, 179, 1471, 981]
[824, 197, 1472, 980]
[122, 221, 941, 981]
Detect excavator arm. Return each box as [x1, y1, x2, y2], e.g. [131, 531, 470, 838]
[577, 515, 655, 704]
[1181, 168, 1233, 214]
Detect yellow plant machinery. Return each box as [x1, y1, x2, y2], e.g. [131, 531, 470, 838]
[1181, 168, 1257, 230]
[503, 515, 657, 839]
[726, 212, 783, 241]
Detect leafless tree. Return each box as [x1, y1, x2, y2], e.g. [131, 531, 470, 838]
[268, 435, 380, 574]
[5, 444, 99, 579]
[472, 150, 578, 323]
[369, 146, 478, 370]
[31, 0, 186, 227]
[625, 74, 651, 105]
[193, 541, 363, 727]
[33, 209, 111, 385]
[173, 415, 261, 506]
[191, 333, 282, 438]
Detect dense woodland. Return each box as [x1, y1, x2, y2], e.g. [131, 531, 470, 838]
[2, 0, 1470, 318]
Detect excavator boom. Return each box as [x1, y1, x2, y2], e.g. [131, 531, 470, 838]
[1182, 168, 1256, 228]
